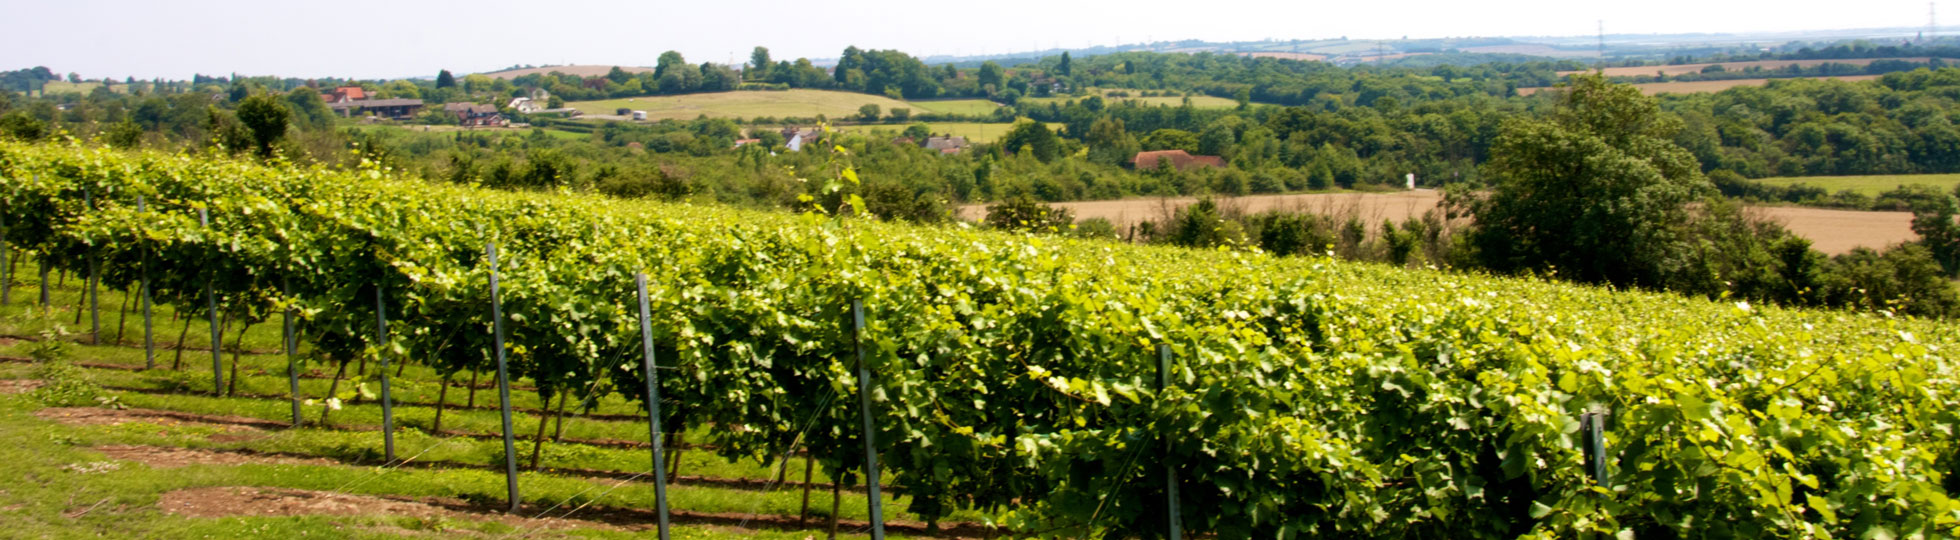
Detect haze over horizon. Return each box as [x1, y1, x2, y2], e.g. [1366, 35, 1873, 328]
[0, 0, 1944, 80]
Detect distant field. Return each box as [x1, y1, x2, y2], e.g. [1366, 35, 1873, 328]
[1238, 52, 1329, 62]
[1024, 92, 1242, 108]
[1560, 57, 1937, 78]
[1518, 75, 1884, 96]
[36, 81, 125, 95]
[567, 90, 919, 122]
[481, 65, 653, 80]
[1755, 173, 1960, 197]
[907, 99, 1001, 116]
[838, 122, 1060, 144]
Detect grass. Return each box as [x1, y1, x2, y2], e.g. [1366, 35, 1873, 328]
[837, 122, 1059, 144]
[904, 99, 1000, 117]
[565, 90, 920, 122]
[1752, 173, 1960, 197]
[0, 261, 996, 537]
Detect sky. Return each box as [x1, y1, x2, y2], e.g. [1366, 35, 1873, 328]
[0, 0, 1943, 80]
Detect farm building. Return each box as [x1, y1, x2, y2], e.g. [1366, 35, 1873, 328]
[1129, 150, 1224, 171]
[323, 86, 366, 103]
[924, 136, 969, 155]
[781, 127, 824, 151]
[506, 97, 542, 114]
[327, 98, 424, 120]
[444, 102, 508, 127]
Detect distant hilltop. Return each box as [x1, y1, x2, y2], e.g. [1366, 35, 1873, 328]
[478, 65, 654, 80]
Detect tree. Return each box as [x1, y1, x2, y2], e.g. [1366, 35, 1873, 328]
[978, 61, 1005, 95]
[903, 123, 932, 141]
[234, 93, 291, 158]
[857, 104, 881, 122]
[1910, 185, 1960, 276]
[985, 194, 1073, 233]
[655, 51, 688, 81]
[887, 107, 910, 122]
[1465, 73, 1710, 287]
[436, 69, 456, 89]
[1085, 117, 1140, 166]
[0, 111, 46, 141]
[1058, 51, 1072, 76]
[748, 47, 772, 81]
[998, 118, 1061, 162]
[606, 66, 632, 84]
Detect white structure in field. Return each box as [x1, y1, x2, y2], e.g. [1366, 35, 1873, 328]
[1406, 173, 1416, 190]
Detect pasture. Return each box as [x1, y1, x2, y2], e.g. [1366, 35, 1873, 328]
[1754, 173, 1960, 197]
[905, 99, 1001, 116]
[837, 122, 1058, 144]
[1023, 91, 1242, 108]
[565, 90, 921, 122]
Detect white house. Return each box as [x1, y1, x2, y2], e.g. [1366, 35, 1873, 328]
[507, 97, 542, 114]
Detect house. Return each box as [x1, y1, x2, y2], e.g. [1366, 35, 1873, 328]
[444, 102, 508, 127]
[1129, 150, 1225, 171]
[327, 98, 424, 120]
[923, 136, 968, 155]
[732, 138, 762, 149]
[506, 97, 542, 114]
[323, 86, 366, 103]
[781, 127, 824, 151]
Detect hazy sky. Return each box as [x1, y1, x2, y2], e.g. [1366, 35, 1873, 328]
[0, 0, 1942, 80]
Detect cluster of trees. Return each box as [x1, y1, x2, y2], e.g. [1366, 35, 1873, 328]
[1003, 75, 1960, 318]
[1664, 69, 1960, 177]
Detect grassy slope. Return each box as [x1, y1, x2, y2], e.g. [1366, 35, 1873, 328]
[1753, 172, 1960, 197]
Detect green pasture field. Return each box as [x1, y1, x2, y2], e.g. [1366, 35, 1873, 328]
[1022, 91, 1243, 109]
[837, 122, 1064, 144]
[1753, 173, 1960, 197]
[904, 99, 1000, 116]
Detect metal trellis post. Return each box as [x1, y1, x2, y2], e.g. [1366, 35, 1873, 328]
[850, 298, 886, 540]
[202, 208, 223, 395]
[635, 273, 672, 540]
[376, 286, 395, 461]
[488, 241, 522, 513]
[1158, 343, 1183, 540]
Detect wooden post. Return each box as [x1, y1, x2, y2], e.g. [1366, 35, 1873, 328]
[488, 241, 522, 513]
[850, 298, 886, 539]
[635, 273, 672, 540]
[376, 286, 396, 461]
[1158, 343, 1183, 540]
[201, 208, 223, 395]
[800, 453, 814, 526]
[1, 212, 9, 306]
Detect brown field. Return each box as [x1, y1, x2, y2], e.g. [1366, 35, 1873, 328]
[1517, 75, 1884, 96]
[1239, 52, 1330, 62]
[479, 65, 653, 80]
[960, 190, 1914, 255]
[1558, 57, 1935, 78]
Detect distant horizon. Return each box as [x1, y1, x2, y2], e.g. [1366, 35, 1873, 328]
[2, 0, 1947, 80]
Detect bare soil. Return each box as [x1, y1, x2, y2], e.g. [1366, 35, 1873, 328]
[961, 191, 1913, 256]
[0, 378, 43, 394]
[157, 486, 607, 532]
[34, 406, 285, 431]
[93, 445, 335, 468]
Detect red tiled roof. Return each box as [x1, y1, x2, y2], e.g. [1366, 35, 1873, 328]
[1129, 150, 1224, 171]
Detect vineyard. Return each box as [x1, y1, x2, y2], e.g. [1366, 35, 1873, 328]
[1, 140, 1958, 538]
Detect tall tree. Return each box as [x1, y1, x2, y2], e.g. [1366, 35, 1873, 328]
[655, 51, 687, 80]
[748, 47, 772, 81]
[233, 94, 290, 158]
[435, 69, 456, 89]
[978, 61, 1005, 94]
[1464, 73, 1710, 286]
[1058, 51, 1072, 76]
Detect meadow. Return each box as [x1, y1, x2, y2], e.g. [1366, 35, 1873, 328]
[1518, 74, 1884, 96]
[1753, 172, 1960, 197]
